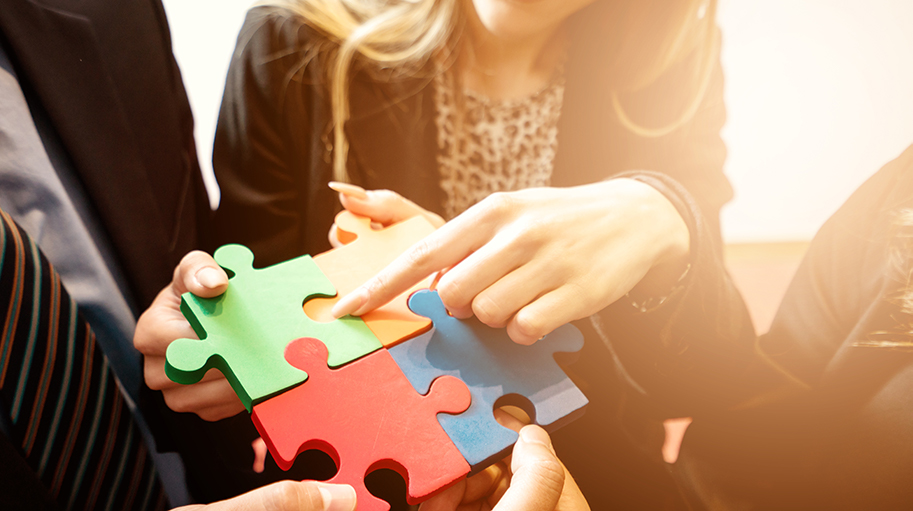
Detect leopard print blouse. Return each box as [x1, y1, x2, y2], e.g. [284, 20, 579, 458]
[434, 70, 566, 220]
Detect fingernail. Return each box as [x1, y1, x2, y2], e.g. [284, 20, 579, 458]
[331, 288, 368, 318]
[328, 181, 368, 200]
[316, 483, 357, 511]
[196, 267, 224, 289]
[519, 426, 555, 454]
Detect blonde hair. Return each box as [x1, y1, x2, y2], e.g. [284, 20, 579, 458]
[265, 0, 719, 182]
[608, 0, 720, 137]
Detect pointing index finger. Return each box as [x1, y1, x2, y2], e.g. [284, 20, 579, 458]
[331, 216, 484, 318]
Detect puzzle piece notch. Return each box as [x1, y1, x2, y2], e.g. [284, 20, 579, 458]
[165, 244, 383, 411]
[389, 289, 588, 472]
[304, 211, 435, 347]
[252, 337, 471, 511]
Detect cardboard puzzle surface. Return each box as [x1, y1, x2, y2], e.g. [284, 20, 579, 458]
[164, 244, 382, 411]
[389, 289, 588, 472]
[304, 211, 436, 347]
[252, 337, 471, 511]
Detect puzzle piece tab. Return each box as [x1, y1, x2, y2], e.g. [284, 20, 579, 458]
[252, 337, 471, 511]
[389, 289, 588, 472]
[165, 244, 382, 411]
[304, 211, 436, 347]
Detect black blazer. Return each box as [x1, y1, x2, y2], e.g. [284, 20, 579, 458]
[211, 6, 732, 266]
[0, 0, 209, 311]
[611, 145, 913, 509]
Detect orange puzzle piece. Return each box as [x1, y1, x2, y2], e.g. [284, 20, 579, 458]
[304, 211, 436, 347]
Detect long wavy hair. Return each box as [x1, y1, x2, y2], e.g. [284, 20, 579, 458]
[263, 0, 719, 183]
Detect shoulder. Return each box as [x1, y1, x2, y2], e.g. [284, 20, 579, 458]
[820, 143, 913, 239]
[783, 143, 913, 339]
[220, 5, 352, 125]
[227, 6, 337, 98]
[236, 6, 336, 57]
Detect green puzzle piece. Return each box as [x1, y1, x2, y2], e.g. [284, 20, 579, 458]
[165, 244, 383, 411]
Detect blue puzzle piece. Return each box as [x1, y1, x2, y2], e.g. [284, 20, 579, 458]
[389, 289, 588, 472]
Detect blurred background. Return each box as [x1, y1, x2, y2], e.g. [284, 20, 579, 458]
[161, 0, 913, 332]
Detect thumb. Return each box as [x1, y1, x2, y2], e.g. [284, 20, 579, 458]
[495, 426, 565, 511]
[179, 480, 356, 511]
[173, 250, 229, 298]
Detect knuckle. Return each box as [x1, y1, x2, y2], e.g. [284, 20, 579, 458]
[144, 368, 168, 391]
[198, 409, 221, 422]
[472, 295, 507, 327]
[145, 378, 166, 392]
[132, 320, 151, 352]
[373, 189, 400, 203]
[178, 250, 210, 274]
[373, 190, 408, 216]
[513, 310, 546, 341]
[524, 458, 566, 495]
[482, 192, 516, 216]
[163, 392, 191, 415]
[436, 279, 466, 310]
[363, 273, 391, 301]
[519, 220, 549, 245]
[402, 241, 435, 271]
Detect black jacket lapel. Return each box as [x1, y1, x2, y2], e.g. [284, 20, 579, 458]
[0, 0, 172, 307]
[345, 71, 445, 216]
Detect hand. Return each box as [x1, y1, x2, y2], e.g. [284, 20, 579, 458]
[134, 251, 245, 421]
[173, 480, 356, 511]
[332, 179, 690, 345]
[419, 425, 589, 511]
[327, 182, 445, 247]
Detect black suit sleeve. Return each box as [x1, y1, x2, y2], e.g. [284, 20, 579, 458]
[212, 8, 335, 265]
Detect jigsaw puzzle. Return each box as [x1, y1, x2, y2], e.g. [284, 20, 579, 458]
[165, 244, 383, 411]
[164, 231, 590, 508]
[252, 337, 471, 511]
[388, 289, 588, 472]
[304, 211, 436, 347]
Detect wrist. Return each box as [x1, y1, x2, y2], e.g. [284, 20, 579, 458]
[614, 178, 691, 307]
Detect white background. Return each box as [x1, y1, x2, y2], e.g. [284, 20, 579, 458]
[161, 0, 913, 243]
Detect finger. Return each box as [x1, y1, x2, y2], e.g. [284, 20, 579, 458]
[434, 234, 525, 320]
[191, 400, 248, 422]
[145, 358, 228, 390]
[340, 188, 445, 228]
[462, 261, 561, 329]
[174, 250, 229, 297]
[494, 426, 565, 511]
[417, 479, 466, 511]
[162, 378, 244, 420]
[332, 217, 487, 318]
[461, 462, 507, 504]
[506, 286, 591, 345]
[134, 303, 201, 356]
[328, 181, 368, 200]
[487, 474, 510, 509]
[493, 408, 529, 432]
[176, 480, 356, 511]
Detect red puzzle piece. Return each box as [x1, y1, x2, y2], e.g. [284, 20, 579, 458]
[252, 337, 471, 511]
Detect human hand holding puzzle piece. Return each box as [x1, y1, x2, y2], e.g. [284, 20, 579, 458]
[163, 213, 588, 509]
[164, 244, 382, 411]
